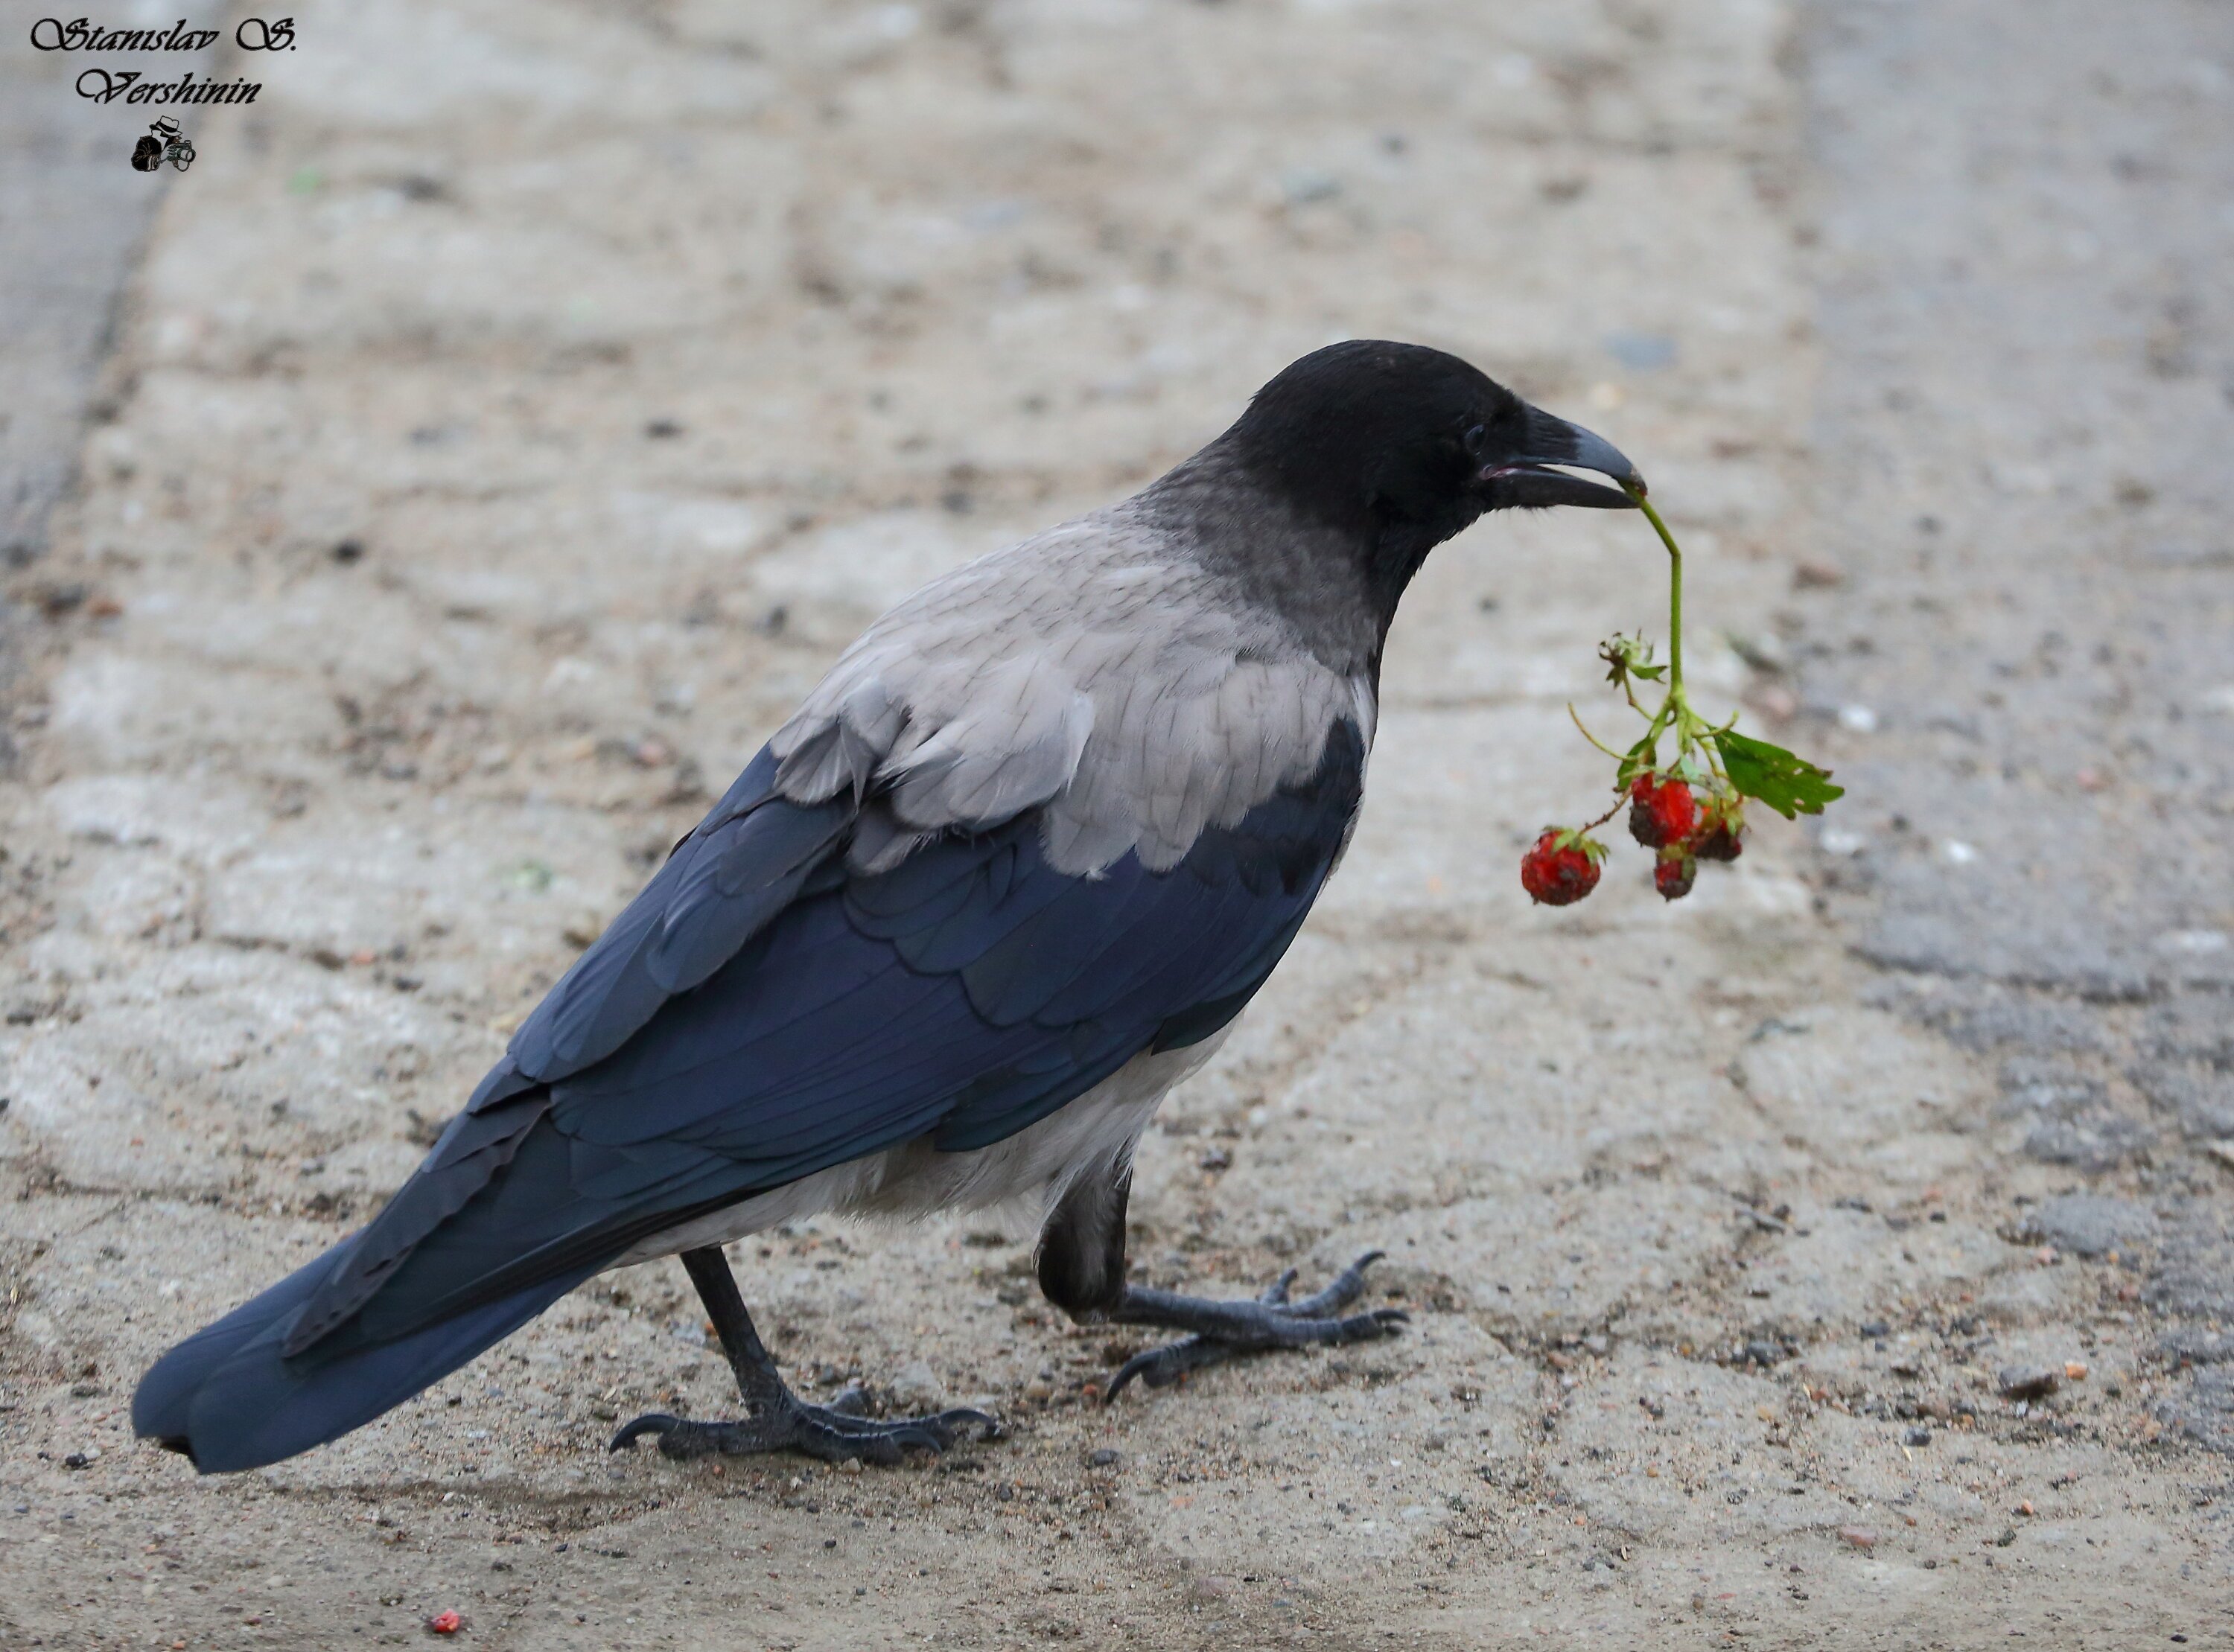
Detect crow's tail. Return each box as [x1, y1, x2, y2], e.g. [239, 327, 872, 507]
[132, 1242, 593, 1474]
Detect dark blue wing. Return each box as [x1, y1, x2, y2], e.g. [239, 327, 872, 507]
[137, 720, 1363, 1470]
[349, 715, 1363, 1320]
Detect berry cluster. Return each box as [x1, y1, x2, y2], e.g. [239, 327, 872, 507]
[1629, 771, 1743, 902]
[1521, 485, 1843, 908]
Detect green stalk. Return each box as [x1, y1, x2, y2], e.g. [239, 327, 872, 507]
[1622, 479, 1722, 780]
[1626, 484, 1684, 700]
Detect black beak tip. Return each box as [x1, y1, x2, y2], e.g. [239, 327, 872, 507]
[1582, 473, 1646, 510]
[1506, 406, 1646, 509]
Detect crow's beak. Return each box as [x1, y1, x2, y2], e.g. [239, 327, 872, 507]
[1480, 405, 1645, 509]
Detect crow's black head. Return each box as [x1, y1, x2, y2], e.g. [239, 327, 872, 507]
[1223, 339, 1643, 616]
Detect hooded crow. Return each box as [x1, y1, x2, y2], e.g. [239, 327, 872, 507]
[134, 339, 1641, 1473]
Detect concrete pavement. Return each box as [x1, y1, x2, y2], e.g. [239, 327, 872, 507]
[1, 2, 2227, 1646]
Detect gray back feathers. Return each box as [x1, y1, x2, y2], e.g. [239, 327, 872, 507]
[770, 503, 1375, 877]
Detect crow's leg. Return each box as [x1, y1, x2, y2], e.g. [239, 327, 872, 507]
[608, 1247, 998, 1465]
[1035, 1164, 1406, 1402]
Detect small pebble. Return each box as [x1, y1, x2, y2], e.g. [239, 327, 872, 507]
[1087, 1448, 1121, 1468]
[1837, 1525, 1878, 1550]
[1903, 1426, 1932, 1447]
[1998, 1365, 2060, 1402]
[886, 1359, 946, 1413]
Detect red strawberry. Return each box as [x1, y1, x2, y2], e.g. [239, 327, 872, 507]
[1521, 829, 1602, 906]
[1628, 774, 1697, 849]
[1693, 798, 1745, 863]
[1653, 850, 1696, 901]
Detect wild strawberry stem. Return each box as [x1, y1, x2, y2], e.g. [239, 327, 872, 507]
[1620, 482, 1726, 782]
[1626, 485, 1684, 698]
[1567, 702, 1629, 762]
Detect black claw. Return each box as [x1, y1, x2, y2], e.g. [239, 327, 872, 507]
[1285, 1250, 1385, 1317]
[608, 1412, 682, 1452]
[1105, 1348, 1163, 1400]
[1107, 1335, 1232, 1400]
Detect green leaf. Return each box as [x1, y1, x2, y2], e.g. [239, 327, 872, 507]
[1711, 729, 1845, 819]
[1617, 733, 1660, 788]
[1629, 663, 1667, 680]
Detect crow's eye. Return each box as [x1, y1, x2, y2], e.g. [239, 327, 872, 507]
[1463, 424, 1487, 456]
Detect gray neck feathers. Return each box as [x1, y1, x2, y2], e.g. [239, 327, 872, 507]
[1127, 441, 1383, 677]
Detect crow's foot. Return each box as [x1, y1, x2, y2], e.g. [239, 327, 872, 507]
[1104, 1250, 1407, 1399]
[610, 1385, 999, 1466]
[623, 1246, 1002, 1466]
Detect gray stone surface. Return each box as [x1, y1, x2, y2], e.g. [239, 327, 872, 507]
[1804, 0, 2234, 1015]
[2015, 1195, 2157, 1260]
[2145, 1203, 2234, 1321]
[1801, 0, 2234, 1493]
[1, 1, 2230, 1648]
[2160, 1367, 2234, 1453]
